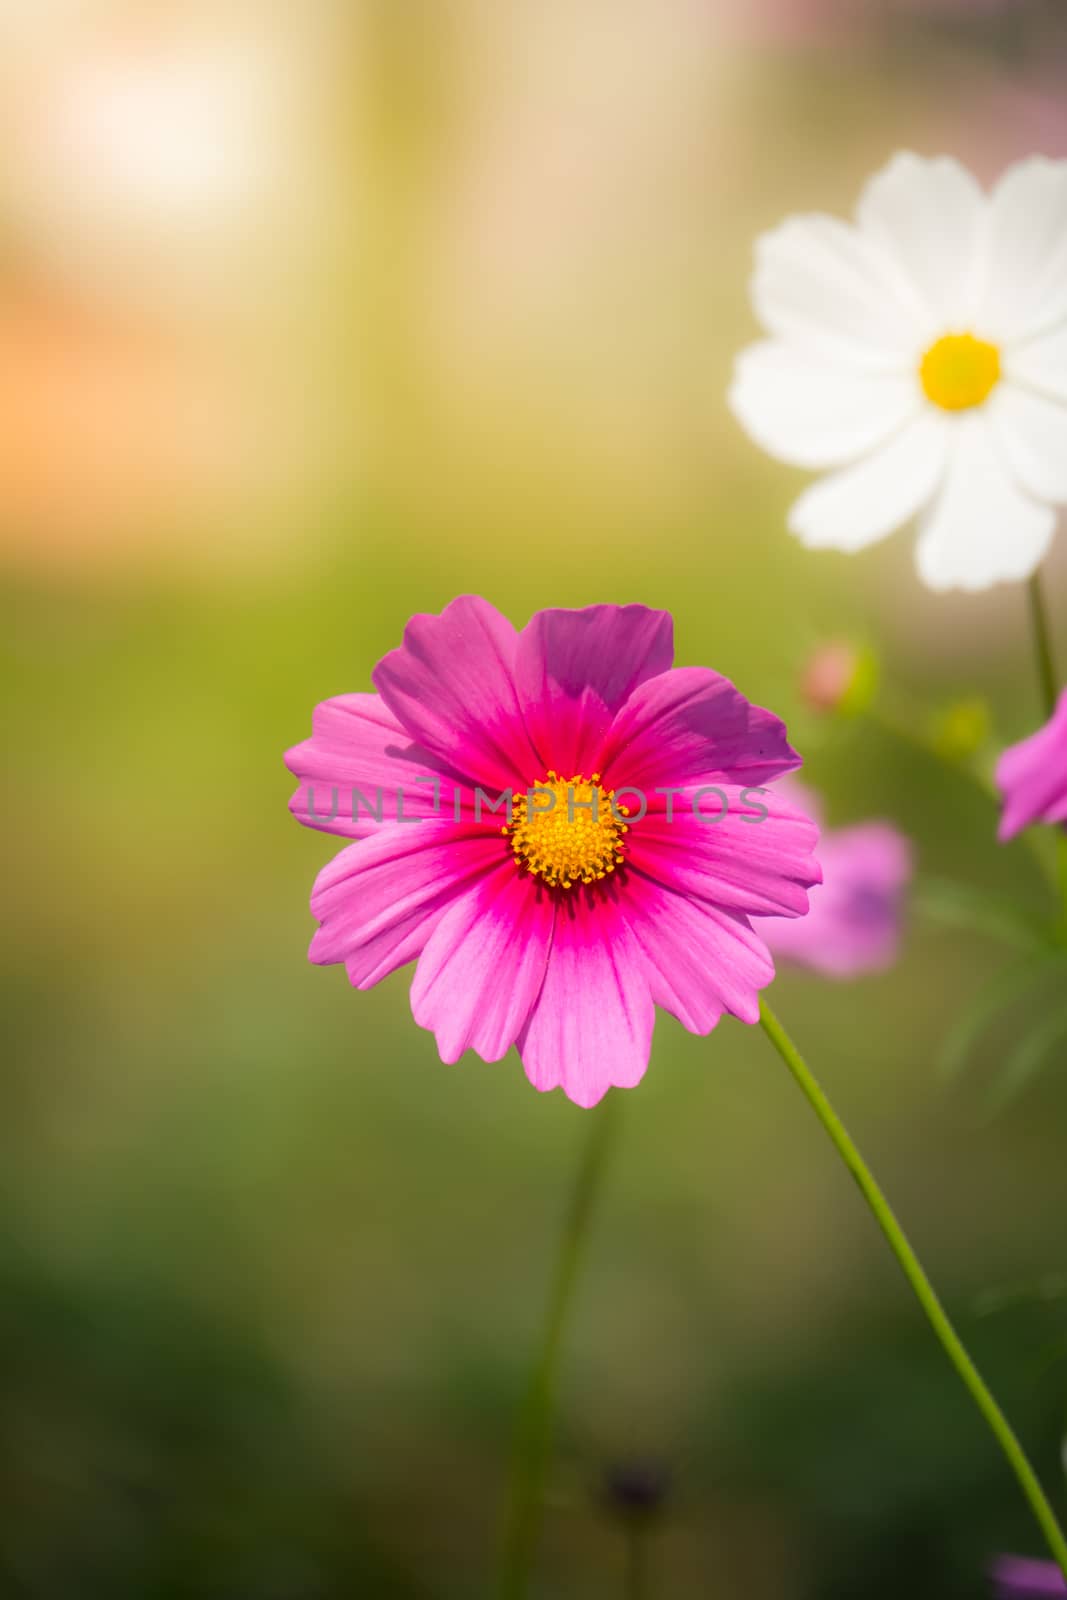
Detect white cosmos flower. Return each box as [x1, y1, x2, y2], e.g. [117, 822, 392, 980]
[730, 153, 1067, 591]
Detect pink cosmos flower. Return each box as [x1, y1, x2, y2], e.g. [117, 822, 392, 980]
[756, 780, 912, 979]
[996, 689, 1067, 842]
[992, 1555, 1067, 1597]
[286, 597, 821, 1107]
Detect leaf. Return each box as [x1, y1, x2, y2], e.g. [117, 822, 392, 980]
[914, 876, 1054, 953]
[936, 953, 1061, 1085]
[973, 1272, 1067, 1317]
[982, 997, 1067, 1116]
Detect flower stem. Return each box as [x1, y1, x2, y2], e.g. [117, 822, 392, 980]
[498, 1095, 620, 1599]
[758, 995, 1067, 1578]
[1028, 571, 1059, 722]
[625, 1520, 649, 1600]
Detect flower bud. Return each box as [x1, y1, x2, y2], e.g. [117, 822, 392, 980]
[800, 641, 878, 716]
[931, 697, 991, 762]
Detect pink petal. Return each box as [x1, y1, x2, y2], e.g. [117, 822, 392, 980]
[411, 863, 556, 1063]
[515, 604, 674, 776]
[996, 689, 1067, 841]
[598, 667, 801, 796]
[516, 889, 654, 1108]
[286, 692, 459, 840]
[372, 596, 541, 793]
[308, 822, 502, 987]
[992, 1555, 1067, 1598]
[625, 787, 822, 917]
[621, 870, 775, 1030]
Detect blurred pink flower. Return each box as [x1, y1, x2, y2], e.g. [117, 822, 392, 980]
[287, 597, 820, 1106]
[729, 0, 858, 47]
[757, 780, 912, 978]
[996, 689, 1067, 841]
[992, 1554, 1067, 1597]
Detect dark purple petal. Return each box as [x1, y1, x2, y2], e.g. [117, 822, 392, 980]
[515, 604, 674, 776]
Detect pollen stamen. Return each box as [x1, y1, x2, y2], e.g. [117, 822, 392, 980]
[504, 772, 628, 889]
[920, 332, 1000, 411]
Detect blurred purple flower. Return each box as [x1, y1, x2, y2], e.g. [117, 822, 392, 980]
[992, 1554, 1067, 1597]
[602, 1460, 670, 1517]
[995, 688, 1067, 841]
[758, 780, 913, 978]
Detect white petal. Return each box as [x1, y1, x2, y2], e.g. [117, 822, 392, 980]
[915, 412, 1056, 591]
[752, 213, 927, 370]
[787, 411, 948, 552]
[857, 152, 987, 328]
[1003, 323, 1067, 406]
[978, 157, 1067, 343]
[987, 383, 1067, 504]
[729, 340, 922, 469]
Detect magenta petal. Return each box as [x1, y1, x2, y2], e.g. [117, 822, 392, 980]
[996, 689, 1067, 841]
[411, 864, 556, 1063]
[308, 822, 501, 988]
[372, 596, 540, 793]
[515, 604, 674, 775]
[599, 666, 801, 793]
[286, 692, 456, 840]
[516, 891, 654, 1108]
[622, 870, 775, 1030]
[627, 787, 822, 917]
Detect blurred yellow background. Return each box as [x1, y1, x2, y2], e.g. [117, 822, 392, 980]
[3, 2, 1067, 1595]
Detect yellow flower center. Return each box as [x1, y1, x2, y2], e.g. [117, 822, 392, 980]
[503, 771, 629, 889]
[919, 333, 1001, 411]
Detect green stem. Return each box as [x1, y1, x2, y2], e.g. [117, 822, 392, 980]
[758, 996, 1067, 1578]
[1028, 571, 1059, 722]
[625, 1519, 649, 1600]
[498, 1096, 620, 1599]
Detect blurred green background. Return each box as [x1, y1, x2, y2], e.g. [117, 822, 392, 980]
[2, 2, 1067, 1595]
